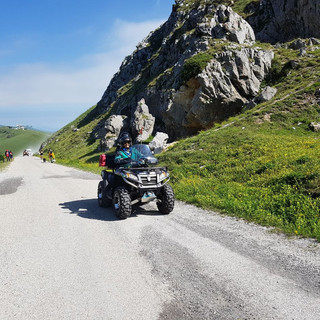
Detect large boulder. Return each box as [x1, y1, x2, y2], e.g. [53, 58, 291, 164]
[149, 132, 169, 154]
[256, 86, 277, 103]
[197, 5, 255, 44]
[100, 115, 128, 151]
[163, 47, 274, 137]
[131, 99, 155, 142]
[309, 122, 320, 132]
[244, 86, 277, 110]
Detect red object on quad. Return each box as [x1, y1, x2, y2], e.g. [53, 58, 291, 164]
[99, 154, 107, 167]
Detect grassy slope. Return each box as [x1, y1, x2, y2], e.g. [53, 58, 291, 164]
[158, 43, 320, 240]
[0, 127, 50, 156]
[43, 105, 110, 172]
[0, 127, 51, 171]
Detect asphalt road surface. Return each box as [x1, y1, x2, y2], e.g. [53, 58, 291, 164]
[1, 156, 320, 320]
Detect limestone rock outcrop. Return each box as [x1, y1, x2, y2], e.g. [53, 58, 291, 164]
[89, 1, 276, 141]
[100, 115, 128, 151]
[163, 47, 273, 136]
[309, 122, 320, 132]
[90, 1, 273, 140]
[247, 0, 320, 43]
[131, 99, 155, 142]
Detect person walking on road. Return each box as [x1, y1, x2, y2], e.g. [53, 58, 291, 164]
[48, 150, 55, 163]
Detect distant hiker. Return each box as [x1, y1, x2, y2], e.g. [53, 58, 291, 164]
[40, 150, 44, 160]
[5, 149, 10, 162]
[9, 151, 13, 161]
[48, 150, 55, 163]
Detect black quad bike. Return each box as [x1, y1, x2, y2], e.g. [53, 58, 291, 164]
[97, 144, 175, 219]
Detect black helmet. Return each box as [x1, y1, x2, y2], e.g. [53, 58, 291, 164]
[118, 132, 132, 146]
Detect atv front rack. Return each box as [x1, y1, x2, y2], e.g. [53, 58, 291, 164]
[115, 167, 170, 190]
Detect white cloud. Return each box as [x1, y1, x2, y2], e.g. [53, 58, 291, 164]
[0, 56, 119, 107]
[0, 19, 164, 109]
[0, 19, 164, 130]
[112, 19, 164, 49]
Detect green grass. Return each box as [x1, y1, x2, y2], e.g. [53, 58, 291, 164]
[158, 124, 320, 240]
[181, 52, 213, 83]
[43, 105, 113, 175]
[0, 127, 50, 157]
[0, 161, 8, 171]
[157, 43, 320, 240]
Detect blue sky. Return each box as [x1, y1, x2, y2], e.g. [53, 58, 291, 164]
[0, 0, 174, 132]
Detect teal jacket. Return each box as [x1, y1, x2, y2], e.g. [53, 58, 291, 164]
[115, 147, 141, 167]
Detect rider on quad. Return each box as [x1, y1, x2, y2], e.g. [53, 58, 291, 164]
[114, 132, 142, 167]
[97, 131, 175, 219]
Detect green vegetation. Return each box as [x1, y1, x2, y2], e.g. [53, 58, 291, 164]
[181, 52, 213, 83]
[0, 154, 7, 170]
[175, 0, 255, 16]
[158, 43, 320, 241]
[0, 127, 50, 157]
[43, 106, 109, 175]
[159, 125, 320, 240]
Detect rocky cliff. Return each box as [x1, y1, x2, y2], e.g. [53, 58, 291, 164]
[87, 0, 319, 145]
[247, 0, 320, 43]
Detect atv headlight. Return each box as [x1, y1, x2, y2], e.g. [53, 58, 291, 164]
[123, 171, 139, 182]
[159, 171, 169, 182]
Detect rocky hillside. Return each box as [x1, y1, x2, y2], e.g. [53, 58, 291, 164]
[44, 0, 320, 152]
[90, 0, 273, 142]
[41, 0, 320, 240]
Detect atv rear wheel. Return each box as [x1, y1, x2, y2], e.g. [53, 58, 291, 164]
[157, 184, 175, 214]
[97, 181, 112, 208]
[113, 186, 132, 219]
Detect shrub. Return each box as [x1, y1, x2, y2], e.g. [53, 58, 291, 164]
[265, 57, 292, 85]
[181, 52, 212, 83]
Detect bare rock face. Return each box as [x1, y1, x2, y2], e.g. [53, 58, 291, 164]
[163, 47, 274, 136]
[100, 115, 128, 151]
[197, 5, 255, 44]
[149, 132, 169, 154]
[94, 2, 275, 140]
[131, 99, 155, 142]
[247, 0, 320, 43]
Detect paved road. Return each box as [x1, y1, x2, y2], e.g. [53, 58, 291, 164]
[1, 156, 320, 320]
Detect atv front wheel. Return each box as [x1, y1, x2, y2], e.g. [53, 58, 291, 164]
[157, 184, 175, 214]
[113, 186, 132, 219]
[97, 181, 112, 208]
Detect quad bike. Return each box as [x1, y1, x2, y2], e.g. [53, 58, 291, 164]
[97, 144, 175, 219]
